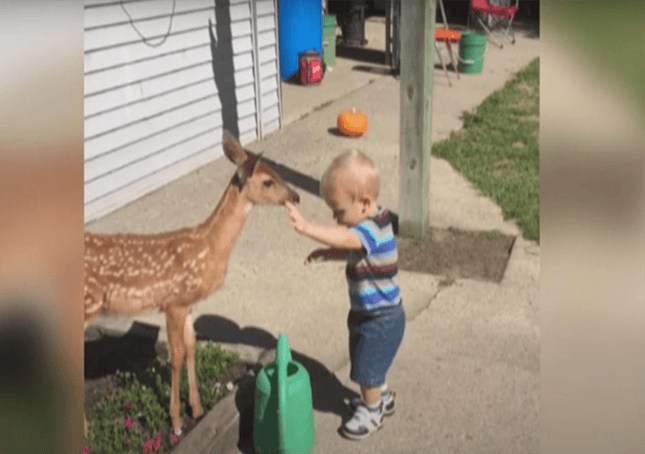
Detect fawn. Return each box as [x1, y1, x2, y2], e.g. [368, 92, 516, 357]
[84, 131, 300, 436]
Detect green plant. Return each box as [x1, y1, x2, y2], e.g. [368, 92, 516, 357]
[85, 342, 240, 454]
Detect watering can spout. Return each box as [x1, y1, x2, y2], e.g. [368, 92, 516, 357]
[253, 334, 315, 454]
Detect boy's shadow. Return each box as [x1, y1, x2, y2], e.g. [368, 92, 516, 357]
[193, 314, 360, 452]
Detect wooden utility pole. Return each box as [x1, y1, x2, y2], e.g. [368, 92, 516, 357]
[399, 0, 435, 238]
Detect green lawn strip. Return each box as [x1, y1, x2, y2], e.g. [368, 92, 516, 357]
[432, 57, 539, 242]
[86, 343, 240, 454]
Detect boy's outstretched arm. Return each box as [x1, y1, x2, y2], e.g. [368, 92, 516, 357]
[285, 201, 362, 250]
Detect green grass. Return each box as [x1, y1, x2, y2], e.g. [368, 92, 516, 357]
[432, 57, 540, 242]
[85, 343, 240, 454]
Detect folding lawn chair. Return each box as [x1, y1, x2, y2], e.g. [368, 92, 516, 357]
[468, 0, 519, 48]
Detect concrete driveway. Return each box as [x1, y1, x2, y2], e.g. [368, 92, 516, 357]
[86, 17, 540, 454]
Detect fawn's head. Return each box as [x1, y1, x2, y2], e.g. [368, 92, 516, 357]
[222, 131, 300, 206]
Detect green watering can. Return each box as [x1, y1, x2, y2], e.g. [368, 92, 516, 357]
[253, 334, 315, 454]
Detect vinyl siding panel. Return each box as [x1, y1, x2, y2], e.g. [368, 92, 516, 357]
[252, 0, 282, 139]
[84, 0, 278, 223]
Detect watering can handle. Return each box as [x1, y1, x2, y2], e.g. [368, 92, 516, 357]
[276, 334, 292, 451]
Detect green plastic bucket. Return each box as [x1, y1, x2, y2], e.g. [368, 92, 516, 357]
[322, 15, 337, 68]
[458, 31, 487, 74]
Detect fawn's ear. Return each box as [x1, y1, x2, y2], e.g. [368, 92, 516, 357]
[235, 165, 247, 185]
[251, 152, 263, 175]
[222, 130, 248, 165]
[242, 152, 262, 176]
[236, 152, 262, 185]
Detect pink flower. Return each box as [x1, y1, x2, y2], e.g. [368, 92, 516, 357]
[143, 437, 153, 452]
[82, 446, 90, 454]
[124, 401, 133, 411]
[170, 433, 179, 445]
[125, 439, 132, 448]
[153, 434, 163, 452]
[124, 416, 134, 430]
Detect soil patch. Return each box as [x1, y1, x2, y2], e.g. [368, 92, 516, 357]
[396, 227, 516, 283]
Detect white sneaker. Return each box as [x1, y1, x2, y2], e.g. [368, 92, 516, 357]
[345, 389, 396, 416]
[341, 401, 384, 440]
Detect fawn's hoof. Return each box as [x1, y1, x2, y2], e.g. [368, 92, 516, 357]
[174, 427, 182, 437]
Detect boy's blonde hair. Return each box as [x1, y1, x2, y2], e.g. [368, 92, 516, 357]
[320, 149, 380, 202]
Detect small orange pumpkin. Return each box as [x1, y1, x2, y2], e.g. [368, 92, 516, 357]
[337, 108, 368, 137]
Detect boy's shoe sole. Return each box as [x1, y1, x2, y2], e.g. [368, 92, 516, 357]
[340, 419, 384, 440]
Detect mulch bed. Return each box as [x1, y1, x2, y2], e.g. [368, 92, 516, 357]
[396, 227, 516, 283]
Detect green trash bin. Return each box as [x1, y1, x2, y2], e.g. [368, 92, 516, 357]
[322, 14, 337, 68]
[458, 31, 487, 74]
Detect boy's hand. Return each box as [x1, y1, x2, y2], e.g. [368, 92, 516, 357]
[285, 201, 308, 234]
[304, 249, 327, 265]
[304, 248, 347, 265]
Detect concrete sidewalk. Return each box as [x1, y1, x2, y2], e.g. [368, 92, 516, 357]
[86, 18, 539, 454]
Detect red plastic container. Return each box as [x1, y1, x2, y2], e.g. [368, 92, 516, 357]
[298, 51, 323, 85]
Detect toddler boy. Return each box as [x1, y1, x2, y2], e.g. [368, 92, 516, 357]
[285, 149, 405, 440]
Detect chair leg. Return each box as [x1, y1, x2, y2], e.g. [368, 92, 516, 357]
[503, 15, 517, 44]
[446, 41, 459, 79]
[435, 41, 452, 87]
[477, 17, 503, 49]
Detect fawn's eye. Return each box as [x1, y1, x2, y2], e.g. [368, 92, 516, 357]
[263, 180, 274, 188]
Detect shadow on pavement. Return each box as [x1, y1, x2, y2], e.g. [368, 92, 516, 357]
[327, 126, 345, 137]
[84, 322, 160, 380]
[193, 314, 358, 454]
[336, 44, 387, 65]
[260, 156, 321, 198]
[351, 65, 397, 76]
[514, 20, 539, 39]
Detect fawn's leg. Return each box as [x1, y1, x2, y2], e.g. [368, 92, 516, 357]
[83, 321, 90, 438]
[184, 312, 203, 420]
[166, 306, 188, 435]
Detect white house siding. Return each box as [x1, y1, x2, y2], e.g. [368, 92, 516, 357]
[251, 0, 282, 138]
[84, 0, 281, 223]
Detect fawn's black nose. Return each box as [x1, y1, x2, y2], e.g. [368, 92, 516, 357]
[291, 191, 300, 204]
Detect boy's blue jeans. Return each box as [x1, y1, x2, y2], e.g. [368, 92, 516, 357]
[347, 302, 405, 387]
